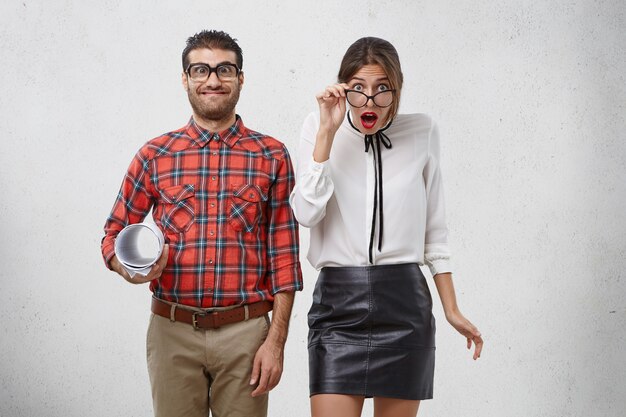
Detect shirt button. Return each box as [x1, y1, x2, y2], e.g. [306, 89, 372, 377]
[249, 193, 254, 198]
[208, 259, 214, 265]
[210, 203, 215, 208]
[212, 152, 218, 156]
[211, 176, 216, 181]
[209, 230, 214, 236]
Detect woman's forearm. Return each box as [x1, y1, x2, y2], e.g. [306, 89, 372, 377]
[433, 272, 460, 317]
[312, 129, 335, 162]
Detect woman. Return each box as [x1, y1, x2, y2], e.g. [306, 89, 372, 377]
[289, 37, 483, 417]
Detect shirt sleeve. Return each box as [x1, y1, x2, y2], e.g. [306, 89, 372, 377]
[266, 145, 304, 294]
[289, 112, 335, 228]
[423, 119, 453, 276]
[101, 148, 155, 269]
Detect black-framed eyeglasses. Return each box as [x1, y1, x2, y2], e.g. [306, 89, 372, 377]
[345, 89, 396, 108]
[186, 63, 241, 82]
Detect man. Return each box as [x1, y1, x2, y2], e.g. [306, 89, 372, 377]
[101, 30, 302, 417]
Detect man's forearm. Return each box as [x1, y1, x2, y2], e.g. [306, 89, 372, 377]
[266, 291, 295, 347]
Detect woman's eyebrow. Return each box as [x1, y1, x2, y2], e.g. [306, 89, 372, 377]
[350, 76, 390, 82]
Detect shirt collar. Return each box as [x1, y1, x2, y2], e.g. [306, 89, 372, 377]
[185, 115, 245, 148]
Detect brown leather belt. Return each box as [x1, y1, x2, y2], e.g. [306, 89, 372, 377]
[151, 297, 273, 330]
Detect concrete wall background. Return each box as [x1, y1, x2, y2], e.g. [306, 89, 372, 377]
[1, 1, 624, 416]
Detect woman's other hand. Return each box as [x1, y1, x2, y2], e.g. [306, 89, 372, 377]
[433, 272, 484, 360]
[446, 310, 483, 360]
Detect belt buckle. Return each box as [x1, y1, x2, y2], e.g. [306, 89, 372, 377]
[191, 312, 205, 330]
[191, 311, 219, 330]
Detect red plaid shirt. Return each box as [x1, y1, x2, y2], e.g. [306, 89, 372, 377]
[102, 116, 303, 308]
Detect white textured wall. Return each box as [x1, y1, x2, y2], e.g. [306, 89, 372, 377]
[1, 1, 625, 416]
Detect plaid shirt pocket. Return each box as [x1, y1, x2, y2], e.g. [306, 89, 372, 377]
[159, 184, 195, 233]
[229, 183, 268, 233]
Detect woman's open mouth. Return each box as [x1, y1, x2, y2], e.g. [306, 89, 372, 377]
[360, 112, 378, 129]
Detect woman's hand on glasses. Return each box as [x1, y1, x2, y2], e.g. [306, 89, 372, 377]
[316, 83, 350, 136]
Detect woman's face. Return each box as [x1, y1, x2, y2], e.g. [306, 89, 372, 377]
[346, 64, 393, 135]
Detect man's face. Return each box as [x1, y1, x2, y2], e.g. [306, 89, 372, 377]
[182, 48, 244, 123]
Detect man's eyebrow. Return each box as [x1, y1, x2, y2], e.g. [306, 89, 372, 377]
[189, 61, 237, 66]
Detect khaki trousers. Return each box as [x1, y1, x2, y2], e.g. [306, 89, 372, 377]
[146, 308, 270, 417]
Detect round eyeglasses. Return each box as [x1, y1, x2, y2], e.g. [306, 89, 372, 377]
[345, 89, 396, 108]
[186, 63, 240, 82]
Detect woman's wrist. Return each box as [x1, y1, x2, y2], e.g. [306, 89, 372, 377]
[443, 305, 461, 320]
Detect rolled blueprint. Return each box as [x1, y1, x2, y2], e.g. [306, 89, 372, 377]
[114, 222, 164, 277]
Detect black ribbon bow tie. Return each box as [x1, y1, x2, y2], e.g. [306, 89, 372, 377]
[347, 112, 393, 264]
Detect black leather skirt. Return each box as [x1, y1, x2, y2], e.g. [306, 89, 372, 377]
[308, 263, 435, 400]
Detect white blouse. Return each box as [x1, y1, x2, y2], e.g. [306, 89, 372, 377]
[289, 112, 452, 276]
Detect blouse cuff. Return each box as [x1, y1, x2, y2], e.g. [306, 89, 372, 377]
[424, 244, 452, 276]
[426, 258, 453, 276]
[298, 158, 333, 203]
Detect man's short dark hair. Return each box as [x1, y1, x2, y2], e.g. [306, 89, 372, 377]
[182, 30, 243, 70]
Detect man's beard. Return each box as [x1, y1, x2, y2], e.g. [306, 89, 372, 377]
[187, 84, 241, 123]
